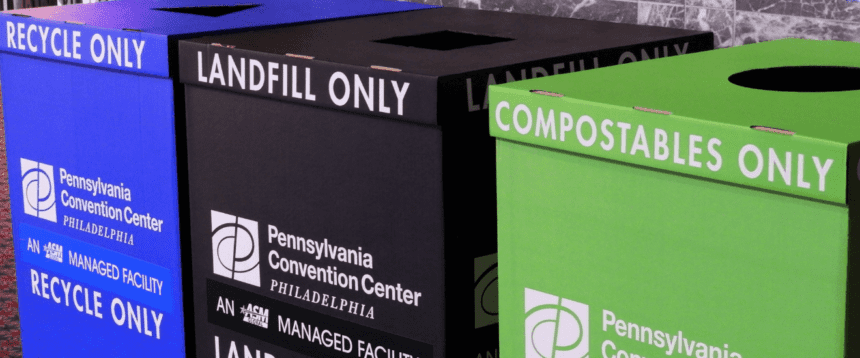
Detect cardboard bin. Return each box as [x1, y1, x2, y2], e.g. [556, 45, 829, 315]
[177, 7, 713, 358]
[490, 38, 860, 358]
[1, 0, 433, 356]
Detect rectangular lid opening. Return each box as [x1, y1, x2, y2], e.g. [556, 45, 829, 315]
[373, 30, 513, 51]
[153, 4, 260, 17]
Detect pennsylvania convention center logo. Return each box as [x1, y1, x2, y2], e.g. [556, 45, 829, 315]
[475, 253, 499, 329]
[211, 210, 261, 287]
[21, 158, 57, 222]
[525, 288, 589, 358]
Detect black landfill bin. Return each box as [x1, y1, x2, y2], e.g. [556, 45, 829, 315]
[177, 7, 714, 358]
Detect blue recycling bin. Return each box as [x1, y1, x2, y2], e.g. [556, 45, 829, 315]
[0, 0, 433, 356]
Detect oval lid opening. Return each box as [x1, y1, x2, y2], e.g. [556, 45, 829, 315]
[729, 66, 860, 92]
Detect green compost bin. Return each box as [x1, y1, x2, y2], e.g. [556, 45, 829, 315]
[489, 38, 860, 358]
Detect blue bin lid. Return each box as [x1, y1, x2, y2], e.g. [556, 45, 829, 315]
[5, 0, 433, 36]
[1, 0, 434, 76]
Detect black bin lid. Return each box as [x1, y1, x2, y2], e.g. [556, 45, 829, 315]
[179, 7, 710, 125]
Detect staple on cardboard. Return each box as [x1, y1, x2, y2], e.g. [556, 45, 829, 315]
[633, 106, 672, 115]
[750, 126, 794, 135]
[371, 65, 402, 72]
[530, 90, 564, 98]
[285, 53, 314, 60]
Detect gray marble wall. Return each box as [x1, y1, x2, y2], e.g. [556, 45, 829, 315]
[405, 0, 860, 48]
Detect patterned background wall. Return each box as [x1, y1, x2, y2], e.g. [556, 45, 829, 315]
[4, 0, 110, 12]
[405, 0, 860, 48]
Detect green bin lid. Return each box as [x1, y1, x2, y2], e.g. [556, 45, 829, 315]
[489, 38, 860, 205]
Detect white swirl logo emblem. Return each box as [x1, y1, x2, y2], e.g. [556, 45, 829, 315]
[211, 210, 260, 287]
[21, 158, 56, 222]
[525, 288, 589, 358]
